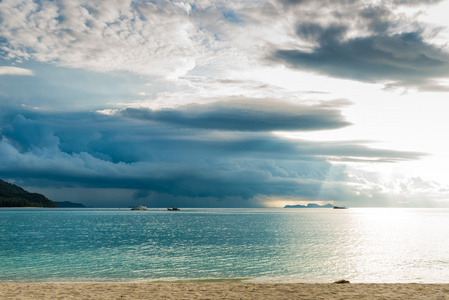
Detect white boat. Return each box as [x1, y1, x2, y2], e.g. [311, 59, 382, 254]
[131, 206, 147, 210]
[167, 206, 180, 211]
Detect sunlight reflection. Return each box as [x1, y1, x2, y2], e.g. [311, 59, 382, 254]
[340, 208, 449, 282]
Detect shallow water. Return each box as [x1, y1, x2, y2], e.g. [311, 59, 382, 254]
[1, 208, 449, 283]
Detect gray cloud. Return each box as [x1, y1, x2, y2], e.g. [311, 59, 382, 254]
[392, 0, 443, 6]
[121, 99, 352, 132]
[269, 0, 449, 90]
[273, 26, 449, 87]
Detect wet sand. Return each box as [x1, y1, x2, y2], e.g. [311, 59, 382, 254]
[1, 282, 449, 299]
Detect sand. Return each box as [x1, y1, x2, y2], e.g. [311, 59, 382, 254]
[1, 282, 449, 299]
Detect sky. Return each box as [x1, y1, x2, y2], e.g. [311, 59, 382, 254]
[1, 0, 449, 208]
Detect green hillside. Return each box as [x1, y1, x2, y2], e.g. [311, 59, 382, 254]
[0, 179, 58, 207]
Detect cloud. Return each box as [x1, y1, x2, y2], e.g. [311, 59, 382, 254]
[275, 26, 449, 84]
[2, 114, 60, 151]
[121, 99, 352, 132]
[279, 0, 444, 7]
[269, 0, 449, 90]
[0, 66, 34, 76]
[0, 0, 197, 79]
[0, 138, 408, 205]
[0, 105, 426, 207]
[392, 0, 444, 6]
[273, 26, 449, 87]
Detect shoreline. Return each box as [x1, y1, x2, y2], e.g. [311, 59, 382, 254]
[2, 282, 449, 299]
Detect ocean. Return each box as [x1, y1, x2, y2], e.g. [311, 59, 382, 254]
[1, 208, 449, 283]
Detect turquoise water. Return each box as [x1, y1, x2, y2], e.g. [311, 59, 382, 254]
[1, 208, 449, 283]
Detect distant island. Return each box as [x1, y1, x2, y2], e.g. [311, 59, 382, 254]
[284, 203, 334, 208]
[54, 201, 86, 208]
[0, 179, 57, 207]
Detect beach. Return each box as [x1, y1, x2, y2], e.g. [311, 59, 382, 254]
[1, 282, 449, 299]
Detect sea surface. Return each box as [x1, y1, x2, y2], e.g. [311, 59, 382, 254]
[1, 208, 449, 283]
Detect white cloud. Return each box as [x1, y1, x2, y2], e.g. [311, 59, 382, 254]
[0, 0, 198, 79]
[0, 66, 34, 76]
[0, 0, 306, 82]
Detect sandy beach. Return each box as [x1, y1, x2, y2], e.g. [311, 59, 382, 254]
[1, 282, 449, 299]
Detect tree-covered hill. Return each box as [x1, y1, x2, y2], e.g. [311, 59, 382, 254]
[0, 179, 58, 207]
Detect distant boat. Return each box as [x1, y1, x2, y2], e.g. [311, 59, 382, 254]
[167, 206, 180, 211]
[333, 206, 348, 209]
[131, 205, 147, 210]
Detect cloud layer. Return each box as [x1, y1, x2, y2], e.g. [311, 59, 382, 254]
[121, 99, 352, 132]
[0, 102, 426, 207]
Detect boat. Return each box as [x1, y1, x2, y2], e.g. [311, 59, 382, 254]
[167, 206, 180, 211]
[333, 206, 348, 209]
[131, 205, 147, 210]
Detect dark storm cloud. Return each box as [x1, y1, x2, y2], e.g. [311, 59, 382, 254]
[273, 26, 449, 87]
[270, 0, 449, 89]
[121, 99, 352, 132]
[0, 103, 425, 207]
[2, 114, 60, 151]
